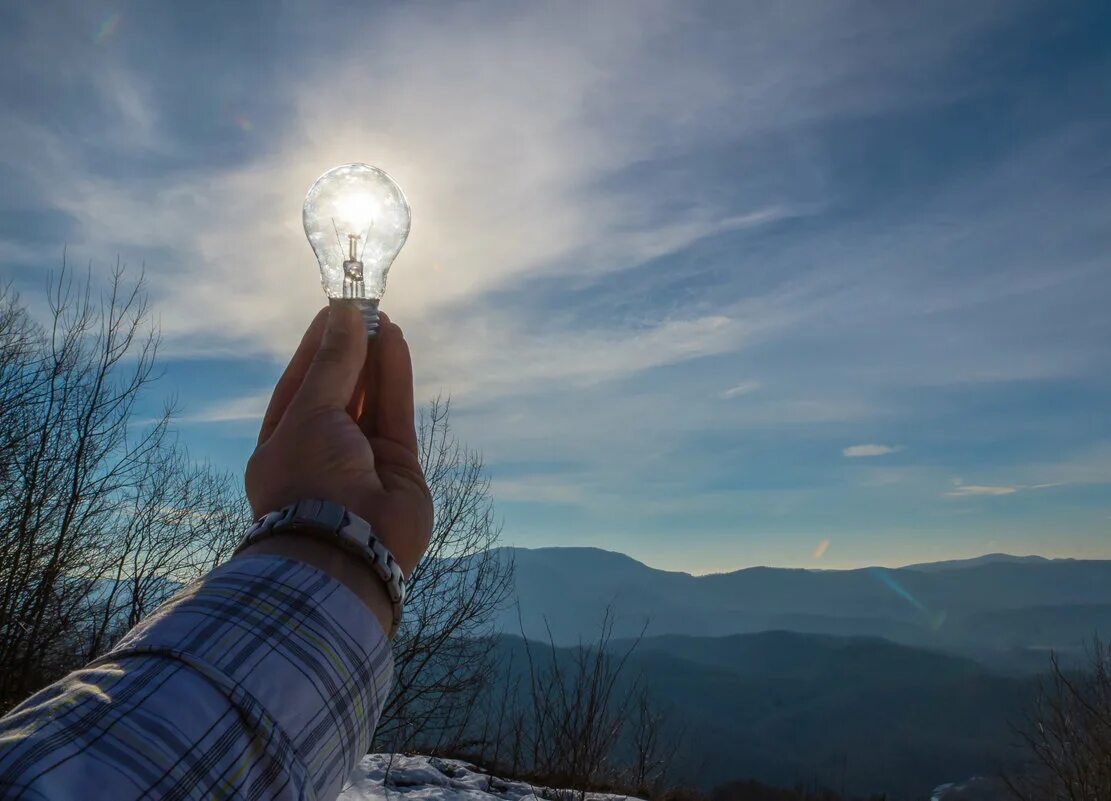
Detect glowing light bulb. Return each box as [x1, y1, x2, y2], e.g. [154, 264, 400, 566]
[303, 163, 411, 334]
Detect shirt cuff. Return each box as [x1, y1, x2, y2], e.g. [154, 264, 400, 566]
[101, 554, 393, 801]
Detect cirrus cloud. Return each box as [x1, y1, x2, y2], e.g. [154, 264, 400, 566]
[843, 444, 899, 458]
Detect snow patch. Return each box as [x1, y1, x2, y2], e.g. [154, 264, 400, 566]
[340, 754, 645, 801]
[930, 775, 1009, 801]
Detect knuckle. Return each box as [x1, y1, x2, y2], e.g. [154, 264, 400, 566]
[314, 343, 348, 365]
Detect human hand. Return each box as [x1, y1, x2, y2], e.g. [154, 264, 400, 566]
[244, 304, 432, 581]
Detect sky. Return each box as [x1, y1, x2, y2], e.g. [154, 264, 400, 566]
[1, 1, 1109, 573]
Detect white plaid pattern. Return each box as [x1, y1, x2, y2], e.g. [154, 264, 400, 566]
[0, 555, 393, 800]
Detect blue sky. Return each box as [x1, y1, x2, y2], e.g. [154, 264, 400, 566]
[1, 1, 1109, 572]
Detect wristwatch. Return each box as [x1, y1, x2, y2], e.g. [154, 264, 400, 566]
[234, 498, 406, 632]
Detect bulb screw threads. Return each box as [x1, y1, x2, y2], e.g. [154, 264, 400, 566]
[331, 297, 380, 336]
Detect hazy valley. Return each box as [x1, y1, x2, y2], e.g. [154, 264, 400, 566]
[480, 548, 1111, 798]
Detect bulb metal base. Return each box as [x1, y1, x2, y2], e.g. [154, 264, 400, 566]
[331, 297, 380, 336]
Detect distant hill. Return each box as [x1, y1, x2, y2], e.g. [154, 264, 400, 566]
[494, 547, 1111, 667]
[901, 553, 1055, 572]
[621, 629, 983, 683]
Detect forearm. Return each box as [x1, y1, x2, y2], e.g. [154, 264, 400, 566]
[0, 554, 393, 801]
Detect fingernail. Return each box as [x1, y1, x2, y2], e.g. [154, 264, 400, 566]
[327, 301, 356, 327]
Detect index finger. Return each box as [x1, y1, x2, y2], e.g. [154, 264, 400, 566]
[258, 306, 329, 445]
[288, 301, 368, 414]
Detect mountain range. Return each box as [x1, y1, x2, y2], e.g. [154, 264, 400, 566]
[494, 547, 1111, 670]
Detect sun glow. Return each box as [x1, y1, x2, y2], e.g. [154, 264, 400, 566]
[336, 191, 378, 224]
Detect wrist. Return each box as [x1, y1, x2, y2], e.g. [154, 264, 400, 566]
[237, 533, 395, 637]
[234, 499, 406, 637]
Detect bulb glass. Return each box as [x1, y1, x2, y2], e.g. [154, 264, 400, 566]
[303, 163, 410, 302]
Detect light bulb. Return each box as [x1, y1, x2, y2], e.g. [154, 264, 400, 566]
[303, 163, 411, 334]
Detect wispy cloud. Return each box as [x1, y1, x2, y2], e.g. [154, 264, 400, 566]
[843, 444, 898, 458]
[180, 391, 270, 425]
[490, 477, 590, 507]
[944, 480, 1070, 498]
[945, 483, 1019, 497]
[419, 313, 751, 402]
[720, 381, 762, 399]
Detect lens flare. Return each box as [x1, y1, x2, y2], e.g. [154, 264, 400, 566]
[95, 11, 120, 43]
[868, 567, 948, 630]
[869, 567, 924, 610]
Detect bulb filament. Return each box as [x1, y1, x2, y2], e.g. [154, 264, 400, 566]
[342, 232, 365, 298]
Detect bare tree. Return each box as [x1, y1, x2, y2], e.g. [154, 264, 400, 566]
[82, 449, 247, 660]
[374, 397, 515, 749]
[518, 609, 649, 795]
[0, 267, 247, 710]
[1005, 638, 1111, 800]
[628, 684, 677, 795]
[440, 607, 681, 797]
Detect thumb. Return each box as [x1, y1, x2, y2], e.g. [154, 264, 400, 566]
[288, 302, 368, 412]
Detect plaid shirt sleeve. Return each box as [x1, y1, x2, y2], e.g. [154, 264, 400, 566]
[0, 554, 394, 801]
